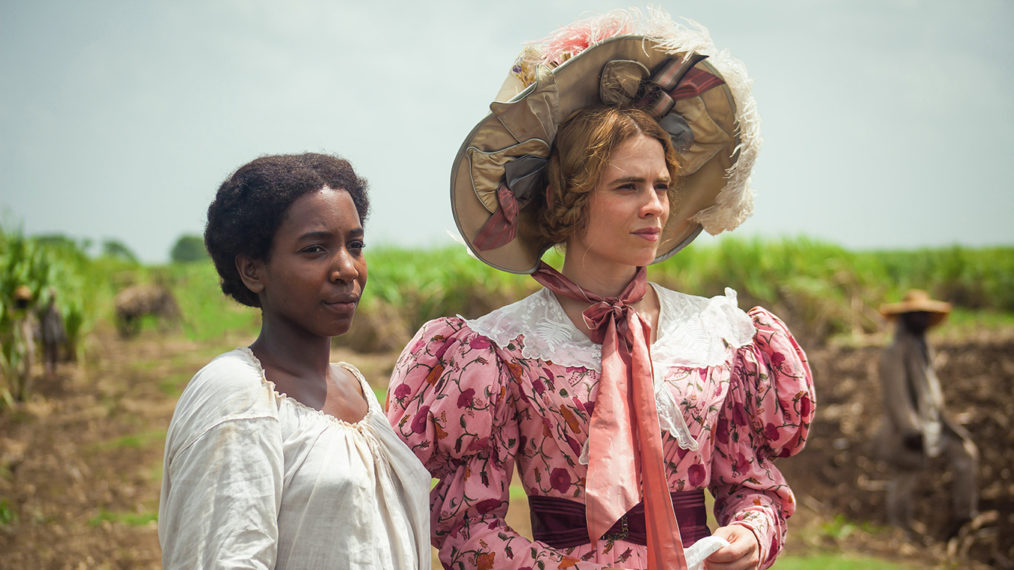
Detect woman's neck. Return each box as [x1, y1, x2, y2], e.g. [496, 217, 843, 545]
[560, 257, 639, 298]
[555, 256, 661, 342]
[250, 317, 332, 382]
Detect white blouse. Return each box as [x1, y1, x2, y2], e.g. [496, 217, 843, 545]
[158, 348, 431, 569]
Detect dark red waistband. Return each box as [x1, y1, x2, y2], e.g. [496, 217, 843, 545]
[528, 489, 710, 549]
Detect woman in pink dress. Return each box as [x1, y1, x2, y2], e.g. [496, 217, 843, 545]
[387, 10, 814, 570]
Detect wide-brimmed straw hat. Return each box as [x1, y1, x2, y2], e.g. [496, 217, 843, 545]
[13, 285, 32, 302]
[450, 9, 761, 274]
[879, 289, 952, 326]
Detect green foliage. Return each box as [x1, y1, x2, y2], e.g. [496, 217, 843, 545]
[0, 498, 16, 526]
[647, 236, 1014, 343]
[33, 233, 87, 251]
[154, 239, 1013, 351]
[158, 372, 193, 396]
[159, 261, 260, 342]
[1, 231, 71, 401]
[362, 246, 537, 326]
[778, 515, 921, 569]
[776, 554, 919, 569]
[874, 245, 1014, 312]
[509, 484, 527, 500]
[0, 224, 136, 404]
[100, 239, 139, 264]
[3, 227, 1012, 400]
[88, 509, 158, 527]
[169, 234, 209, 263]
[94, 429, 166, 451]
[820, 513, 858, 540]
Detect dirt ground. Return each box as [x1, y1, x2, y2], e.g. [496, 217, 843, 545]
[0, 324, 1011, 569]
[778, 330, 1014, 569]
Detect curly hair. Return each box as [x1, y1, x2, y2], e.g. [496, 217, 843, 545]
[535, 106, 679, 245]
[204, 153, 370, 307]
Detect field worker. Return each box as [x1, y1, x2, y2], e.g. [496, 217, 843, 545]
[386, 9, 815, 570]
[158, 153, 430, 569]
[10, 284, 39, 399]
[876, 289, 979, 538]
[39, 288, 67, 374]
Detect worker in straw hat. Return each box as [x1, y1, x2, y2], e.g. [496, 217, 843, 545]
[875, 289, 978, 538]
[12, 285, 38, 390]
[387, 8, 814, 569]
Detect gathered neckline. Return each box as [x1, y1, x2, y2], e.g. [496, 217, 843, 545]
[237, 346, 373, 430]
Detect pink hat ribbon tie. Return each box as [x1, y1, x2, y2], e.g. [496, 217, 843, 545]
[473, 155, 547, 251]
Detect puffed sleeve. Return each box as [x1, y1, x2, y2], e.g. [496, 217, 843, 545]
[158, 355, 284, 569]
[710, 307, 815, 569]
[388, 318, 588, 569]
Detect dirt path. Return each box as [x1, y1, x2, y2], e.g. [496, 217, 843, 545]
[1, 326, 1010, 568]
[777, 334, 1013, 569]
[0, 326, 201, 568]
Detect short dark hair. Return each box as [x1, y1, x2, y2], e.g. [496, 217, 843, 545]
[204, 153, 370, 307]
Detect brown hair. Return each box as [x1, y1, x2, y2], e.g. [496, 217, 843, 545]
[536, 106, 679, 245]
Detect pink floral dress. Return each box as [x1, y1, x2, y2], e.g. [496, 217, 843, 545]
[387, 285, 814, 569]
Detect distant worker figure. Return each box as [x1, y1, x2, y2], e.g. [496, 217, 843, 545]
[39, 289, 67, 375]
[10, 285, 38, 400]
[876, 289, 978, 538]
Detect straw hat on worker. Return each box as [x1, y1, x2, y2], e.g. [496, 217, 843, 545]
[879, 289, 952, 327]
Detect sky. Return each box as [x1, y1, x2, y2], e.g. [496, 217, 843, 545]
[1, 0, 1012, 263]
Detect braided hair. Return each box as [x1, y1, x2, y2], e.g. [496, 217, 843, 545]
[536, 106, 679, 246]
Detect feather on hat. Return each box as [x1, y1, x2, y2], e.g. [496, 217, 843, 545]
[450, 8, 761, 273]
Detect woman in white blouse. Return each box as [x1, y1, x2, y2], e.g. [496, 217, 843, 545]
[158, 153, 431, 569]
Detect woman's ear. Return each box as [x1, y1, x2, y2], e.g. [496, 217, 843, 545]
[236, 255, 266, 295]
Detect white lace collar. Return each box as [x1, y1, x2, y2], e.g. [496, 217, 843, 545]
[465, 283, 756, 372]
[465, 284, 756, 453]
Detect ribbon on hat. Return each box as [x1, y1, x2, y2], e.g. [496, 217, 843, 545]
[472, 54, 728, 253]
[473, 155, 548, 251]
[491, 66, 561, 144]
[469, 68, 561, 252]
[601, 54, 728, 160]
[636, 54, 720, 117]
[531, 262, 688, 570]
